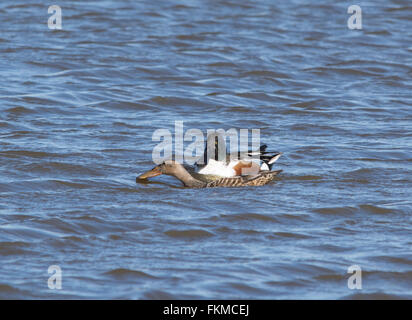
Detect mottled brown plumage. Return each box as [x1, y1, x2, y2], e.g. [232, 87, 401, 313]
[204, 170, 281, 188]
[137, 160, 282, 188]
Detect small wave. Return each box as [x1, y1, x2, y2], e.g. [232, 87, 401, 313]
[0, 241, 30, 256]
[359, 204, 395, 215]
[113, 121, 145, 129]
[278, 213, 310, 222]
[108, 100, 156, 111]
[234, 92, 278, 102]
[226, 282, 270, 295]
[62, 236, 83, 242]
[219, 213, 278, 223]
[207, 61, 238, 68]
[293, 175, 322, 181]
[21, 162, 100, 176]
[280, 108, 316, 116]
[6, 3, 43, 9]
[0, 150, 59, 159]
[312, 244, 351, 253]
[343, 168, 385, 179]
[51, 179, 91, 189]
[141, 11, 165, 18]
[372, 255, 412, 266]
[104, 268, 157, 279]
[290, 123, 348, 133]
[227, 106, 257, 113]
[101, 148, 134, 153]
[385, 6, 412, 13]
[314, 204, 396, 216]
[242, 70, 290, 79]
[343, 292, 410, 300]
[313, 206, 357, 215]
[176, 34, 207, 41]
[145, 96, 209, 108]
[19, 95, 60, 106]
[164, 229, 214, 238]
[314, 273, 344, 281]
[305, 66, 377, 77]
[0, 284, 23, 298]
[216, 226, 260, 236]
[111, 187, 142, 193]
[142, 290, 177, 299]
[171, 4, 195, 10]
[5, 106, 35, 114]
[1, 224, 63, 241]
[271, 232, 312, 239]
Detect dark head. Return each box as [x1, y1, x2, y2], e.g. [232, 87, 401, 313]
[203, 132, 227, 164]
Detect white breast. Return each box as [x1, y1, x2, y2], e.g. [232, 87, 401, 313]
[197, 159, 236, 177]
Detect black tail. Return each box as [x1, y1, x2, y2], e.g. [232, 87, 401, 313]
[260, 152, 282, 170]
[245, 145, 282, 170]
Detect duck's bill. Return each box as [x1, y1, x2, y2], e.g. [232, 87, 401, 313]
[137, 166, 162, 179]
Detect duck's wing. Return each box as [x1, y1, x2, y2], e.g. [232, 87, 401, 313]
[191, 172, 223, 183]
[239, 169, 280, 181]
[204, 169, 282, 188]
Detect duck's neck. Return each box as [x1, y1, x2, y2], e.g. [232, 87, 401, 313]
[171, 167, 206, 188]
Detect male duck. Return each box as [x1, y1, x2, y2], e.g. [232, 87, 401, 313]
[195, 133, 282, 177]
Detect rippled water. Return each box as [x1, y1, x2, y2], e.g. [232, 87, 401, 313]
[1, 0, 411, 299]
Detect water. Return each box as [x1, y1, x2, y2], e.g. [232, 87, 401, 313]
[0, 0, 411, 299]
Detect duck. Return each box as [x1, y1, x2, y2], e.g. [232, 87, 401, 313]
[195, 133, 282, 177]
[137, 160, 282, 188]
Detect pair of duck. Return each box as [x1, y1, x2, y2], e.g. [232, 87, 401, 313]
[137, 134, 283, 188]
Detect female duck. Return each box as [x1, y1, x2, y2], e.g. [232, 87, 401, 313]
[138, 160, 282, 188]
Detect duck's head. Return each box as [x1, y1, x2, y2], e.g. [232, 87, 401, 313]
[137, 160, 185, 180]
[203, 132, 227, 163]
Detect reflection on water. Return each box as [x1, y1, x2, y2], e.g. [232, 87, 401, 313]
[0, 0, 411, 299]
